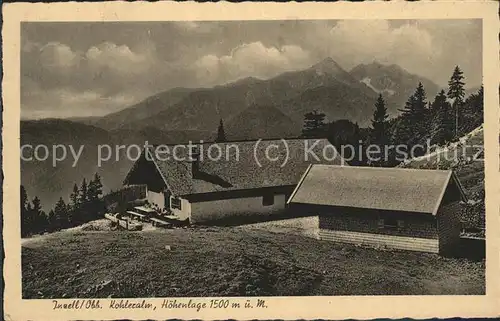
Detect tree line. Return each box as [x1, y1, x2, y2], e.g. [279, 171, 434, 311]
[302, 65, 483, 167]
[21, 173, 105, 237]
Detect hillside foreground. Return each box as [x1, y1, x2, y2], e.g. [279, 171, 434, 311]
[22, 220, 484, 298]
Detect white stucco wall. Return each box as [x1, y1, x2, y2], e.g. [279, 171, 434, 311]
[146, 190, 190, 221]
[190, 194, 287, 223]
[147, 190, 165, 209]
[171, 197, 191, 221]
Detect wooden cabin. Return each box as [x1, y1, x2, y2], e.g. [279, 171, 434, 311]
[123, 139, 345, 224]
[288, 164, 467, 255]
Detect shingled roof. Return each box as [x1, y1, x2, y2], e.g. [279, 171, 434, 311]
[124, 138, 346, 196]
[288, 164, 467, 215]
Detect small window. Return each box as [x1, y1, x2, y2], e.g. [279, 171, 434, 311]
[171, 197, 182, 210]
[378, 217, 401, 229]
[384, 217, 398, 228]
[262, 194, 274, 206]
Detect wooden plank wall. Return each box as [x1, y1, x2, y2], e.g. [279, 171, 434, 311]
[437, 201, 462, 255]
[318, 209, 439, 239]
[319, 230, 440, 253]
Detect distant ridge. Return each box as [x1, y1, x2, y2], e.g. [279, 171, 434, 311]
[350, 61, 440, 116]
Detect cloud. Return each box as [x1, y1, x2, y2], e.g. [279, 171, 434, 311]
[320, 20, 481, 87]
[86, 42, 154, 75]
[38, 42, 81, 68]
[194, 41, 312, 85]
[326, 20, 435, 71]
[22, 86, 138, 119]
[21, 20, 482, 119]
[22, 40, 163, 96]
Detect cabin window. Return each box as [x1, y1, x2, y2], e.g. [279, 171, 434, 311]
[378, 217, 401, 229]
[171, 197, 182, 210]
[384, 218, 398, 228]
[262, 194, 274, 206]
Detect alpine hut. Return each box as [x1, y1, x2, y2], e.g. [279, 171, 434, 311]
[123, 139, 345, 224]
[288, 164, 467, 255]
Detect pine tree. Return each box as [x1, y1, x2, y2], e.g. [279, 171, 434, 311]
[215, 119, 227, 142]
[70, 183, 79, 209]
[369, 94, 390, 166]
[88, 173, 103, 202]
[460, 85, 483, 133]
[396, 83, 429, 149]
[79, 178, 88, 204]
[391, 115, 412, 148]
[302, 110, 327, 138]
[430, 90, 453, 146]
[54, 197, 69, 230]
[31, 196, 47, 234]
[21, 185, 28, 210]
[87, 173, 105, 220]
[413, 82, 430, 139]
[326, 119, 366, 166]
[75, 178, 89, 224]
[47, 209, 56, 232]
[68, 183, 80, 224]
[447, 66, 466, 137]
[20, 185, 32, 237]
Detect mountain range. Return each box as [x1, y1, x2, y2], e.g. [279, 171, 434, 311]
[22, 58, 468, 209]
[70, 58, 442, 135]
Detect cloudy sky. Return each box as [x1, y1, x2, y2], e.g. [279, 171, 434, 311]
[21, 19, 482, 119]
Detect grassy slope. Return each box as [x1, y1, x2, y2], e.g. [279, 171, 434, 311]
[22, 227, 484, 298]
[400, 126, 484, 198]
[399, 126, 485, 229]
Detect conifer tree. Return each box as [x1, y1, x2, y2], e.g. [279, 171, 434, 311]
[79, 178, 88, 204]
[430, 90, 453, 146]
[54, 197, 69, 230]
[88, 173, 103, 202]
[302, 110, 327, 138]
[20, 185, 32, 237]
[68, 183, 80, 224]
[460, 85, 484, 133]
[369, 94, 390, 166]
[447, 66, 466, 137]
[47, 209, 56, 232]
[88, 173, 105, 220]
[413, 82, 430, 138]
[215, 119, 227, 142]
[70, 183, 79, 209]
[395, 83, 429, 149]
[31, 196, 47, 234]
[21, 185, 28, 210]
[75, 178, 89, 224]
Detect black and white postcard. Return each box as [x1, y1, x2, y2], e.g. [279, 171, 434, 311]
[2, 1, 499, 320]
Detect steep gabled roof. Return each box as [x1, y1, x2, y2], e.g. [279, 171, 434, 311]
[288, 164, 467, 215]
[124, 138, 346, 196]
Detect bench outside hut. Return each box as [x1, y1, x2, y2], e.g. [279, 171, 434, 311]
[288, 165, 468, 255]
